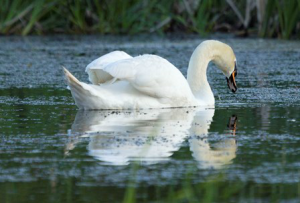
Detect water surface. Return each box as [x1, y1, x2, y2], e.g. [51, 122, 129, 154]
[0, 35, 300, 202]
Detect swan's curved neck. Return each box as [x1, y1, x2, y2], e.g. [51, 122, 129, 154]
[187, 43, 215, 104]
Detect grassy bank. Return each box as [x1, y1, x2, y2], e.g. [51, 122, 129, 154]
[0, 0, 299, 39]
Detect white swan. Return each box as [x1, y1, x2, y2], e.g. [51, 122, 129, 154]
[64, 40, 237, 110]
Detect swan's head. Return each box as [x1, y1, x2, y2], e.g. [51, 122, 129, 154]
[209, 41, 238, 93]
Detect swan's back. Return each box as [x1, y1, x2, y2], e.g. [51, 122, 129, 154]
[64, 53, 198, 109]
[103, 54, 194, 101]
[86, 51, 132, 84]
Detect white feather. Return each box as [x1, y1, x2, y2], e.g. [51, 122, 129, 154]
[64, 40, 237, 110]
[104, 55, 194, 100]
[85, 51, 132, 85]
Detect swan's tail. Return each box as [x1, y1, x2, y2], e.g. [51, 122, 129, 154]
[63, 67, 81, 89]
[63, 67, 94, 109]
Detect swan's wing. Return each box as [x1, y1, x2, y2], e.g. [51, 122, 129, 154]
[85, 51, 132, 85]
[103, 54, 192, 100]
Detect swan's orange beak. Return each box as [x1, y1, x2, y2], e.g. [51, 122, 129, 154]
[226, 63, 237, 93]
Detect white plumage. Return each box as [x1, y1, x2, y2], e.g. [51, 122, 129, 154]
[64, 40, 237, 110]
[85, 51, 132, 85]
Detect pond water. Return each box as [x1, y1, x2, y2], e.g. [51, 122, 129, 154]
[0, 35, 300, 202]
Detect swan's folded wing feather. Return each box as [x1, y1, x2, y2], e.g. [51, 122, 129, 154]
[103, 55, 192, 99]
[85, 51, 132, 84]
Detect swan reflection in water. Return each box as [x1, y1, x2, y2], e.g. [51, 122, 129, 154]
[66, 108, 237, 169]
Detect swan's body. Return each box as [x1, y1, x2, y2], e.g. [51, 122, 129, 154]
[64, 40, 237, 110]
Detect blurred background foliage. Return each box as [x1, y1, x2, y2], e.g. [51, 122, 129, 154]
[0, 0, 299, 39]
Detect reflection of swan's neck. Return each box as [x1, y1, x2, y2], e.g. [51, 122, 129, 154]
[187, 43, 215, 104]
[189, 109, 237, 169]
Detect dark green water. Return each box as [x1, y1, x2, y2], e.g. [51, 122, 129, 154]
[0, 35, 300, 202]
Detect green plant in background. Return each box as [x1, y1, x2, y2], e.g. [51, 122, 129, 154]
[0, 0, 299, 39]
[259, 0, 300, 39]
[192, 0, 216, 34]
[22, 0, 48, 35]
[0, 0, 31, 34]
[68, 0, 88, 33]
[173, 0, 219, 35]
[275, 0, 299, 39]
[259, 0, 277, 38]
